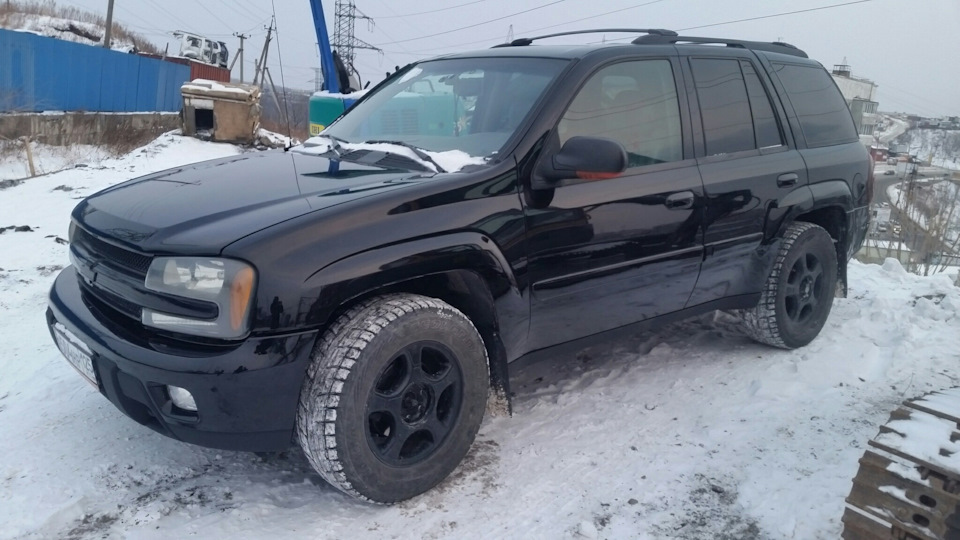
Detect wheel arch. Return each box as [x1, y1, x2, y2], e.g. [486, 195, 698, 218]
[766, 182, 854, 297]
[303, 232, 522, 414]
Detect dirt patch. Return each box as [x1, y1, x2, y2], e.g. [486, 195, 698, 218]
[63, 513, 118, 540]
[0, 179, 24, 190]
[440, 439, 501, 494]
[649, 474, 761, 540]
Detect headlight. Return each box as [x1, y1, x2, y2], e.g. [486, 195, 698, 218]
[143, 257, 256, 339]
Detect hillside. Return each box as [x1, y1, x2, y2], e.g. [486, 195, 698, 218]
[895, 127, 960, 170]
[0, 1, 159, 54]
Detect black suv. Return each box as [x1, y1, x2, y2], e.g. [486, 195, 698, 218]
[47, 30, 871, 503]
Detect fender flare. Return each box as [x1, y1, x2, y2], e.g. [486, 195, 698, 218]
[303, 232, 521, 413]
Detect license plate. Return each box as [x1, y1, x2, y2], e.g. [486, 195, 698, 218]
[53, 323, 98, 388]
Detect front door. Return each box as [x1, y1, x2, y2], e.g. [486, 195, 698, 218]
[523, 58, 705, 352]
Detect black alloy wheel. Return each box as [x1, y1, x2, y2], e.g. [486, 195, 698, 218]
[366, 342, 463, 466]
[783, 252, 825, 325]
[738, 222, 838, 349]
[296, 294, 488, 503]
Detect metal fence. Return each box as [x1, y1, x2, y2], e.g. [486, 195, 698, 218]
[0, 28, 190, 113]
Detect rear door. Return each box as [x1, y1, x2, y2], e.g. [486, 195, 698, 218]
[682, 51, 808, 306]
[523, 57, 705, 351]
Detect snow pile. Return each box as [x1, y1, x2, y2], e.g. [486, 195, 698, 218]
[4, 13, 137, 52]
[0, 133, 959, 539]
[296, 136, 487, 173]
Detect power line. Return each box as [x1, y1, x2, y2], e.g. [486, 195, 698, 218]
[270, 1, 292, 136]
[195, 3, 234, 33]
[368, 0, 487, 19]
[141, 0, 194, 34]
[591, 0, 878, 44]
[374, 0, 670, 55]
[226, 0, 268, 22]
[678, 0, 876, 31]
[376, 0, 568, 45]
[235, 0, 272, 19]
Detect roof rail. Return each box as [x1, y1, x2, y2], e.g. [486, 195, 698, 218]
[493, 28, 678, 48]
[632, 34, 808, 58]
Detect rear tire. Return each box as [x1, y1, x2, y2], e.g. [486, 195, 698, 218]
[738, 222, 838, 349]
[296, 294, 488, 503]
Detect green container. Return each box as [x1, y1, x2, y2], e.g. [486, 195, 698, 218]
[308, 94, 347, 136]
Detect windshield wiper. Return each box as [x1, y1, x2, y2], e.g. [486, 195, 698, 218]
[363, 140, 447, 173]
[300, 134, 347, 158]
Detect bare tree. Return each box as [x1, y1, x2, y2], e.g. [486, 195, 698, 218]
[894, 173, 960, 277]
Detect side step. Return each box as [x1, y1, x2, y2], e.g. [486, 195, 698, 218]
[843, 388, 960, 540]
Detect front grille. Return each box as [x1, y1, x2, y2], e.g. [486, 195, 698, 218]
[73, 227, 152, 277]
[80, 280, 142, 321]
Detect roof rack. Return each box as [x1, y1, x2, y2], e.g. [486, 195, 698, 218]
[493, 28, 678, 48]
[632, 34, 808, 58]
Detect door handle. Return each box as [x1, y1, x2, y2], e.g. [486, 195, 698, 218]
[777, 173, 799, 187]
[665, 191, 695, 210]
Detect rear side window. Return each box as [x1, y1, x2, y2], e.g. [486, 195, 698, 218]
[740, 61, 783, 148]
[690, 58, 755, 156]
[771, 63, 858, 147]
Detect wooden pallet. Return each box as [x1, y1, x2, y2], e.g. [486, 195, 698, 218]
[843, 388, 960, 540]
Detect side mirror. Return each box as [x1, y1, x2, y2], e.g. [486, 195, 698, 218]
[536, 136, 628, 186]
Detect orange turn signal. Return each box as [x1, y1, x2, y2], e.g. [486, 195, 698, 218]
[230, 267, 255, 331]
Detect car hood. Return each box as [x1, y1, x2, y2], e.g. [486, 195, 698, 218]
[73, 151, 427, 254]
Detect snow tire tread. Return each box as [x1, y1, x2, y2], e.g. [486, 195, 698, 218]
[737, 221, 833, 349]
[295, 293, 486, 503]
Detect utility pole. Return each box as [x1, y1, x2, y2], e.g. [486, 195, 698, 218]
[230, 32, 249, 84]
[313, 67, 322, 92]
[102, 0, 115, 49]
[253, 20, 274, 87]
[332, 0, 381, 77]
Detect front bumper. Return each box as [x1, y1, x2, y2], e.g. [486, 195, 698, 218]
[47, 266, 318, 452]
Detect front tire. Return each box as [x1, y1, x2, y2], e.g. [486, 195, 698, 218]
[296, 294, 488, 503]
[738, 222, 838, 349]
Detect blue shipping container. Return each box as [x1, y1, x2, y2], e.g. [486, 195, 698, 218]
[0, 28, 190, 113]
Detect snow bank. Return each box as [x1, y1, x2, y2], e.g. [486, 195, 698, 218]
[0, 133, 959, 539]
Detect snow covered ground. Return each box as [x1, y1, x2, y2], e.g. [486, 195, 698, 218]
[876, 114, 910, 145]
[1, 134, 959, 539]
[3, 13, 138, 52]
[0, 140, 113, 181]
[895, 127, 960, 171]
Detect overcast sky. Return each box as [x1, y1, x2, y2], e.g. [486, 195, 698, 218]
[66, 0, 957, 117]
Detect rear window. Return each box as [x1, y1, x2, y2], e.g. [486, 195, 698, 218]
[690, 58, 754, 156]
[770, 63, 858, 148]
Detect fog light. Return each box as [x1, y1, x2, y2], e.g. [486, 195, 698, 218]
[167, 385, 197, 412]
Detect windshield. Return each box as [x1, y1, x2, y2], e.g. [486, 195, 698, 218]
[322, 57, 567, 160]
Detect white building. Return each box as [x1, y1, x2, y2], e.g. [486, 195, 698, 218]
[830, 64, 879, 142]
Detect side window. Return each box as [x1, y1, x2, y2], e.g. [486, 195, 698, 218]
[771, 63, 859, 147]
[558, 60, 682, 168]
[740, 61, 783, 148]
[690, 58, 754, 156]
